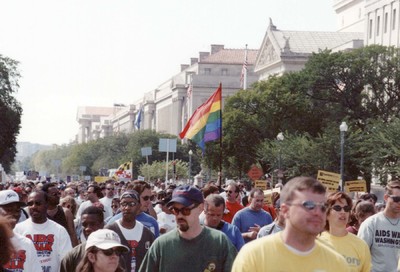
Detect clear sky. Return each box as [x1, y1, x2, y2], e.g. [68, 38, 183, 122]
[0, 0, 337, 145]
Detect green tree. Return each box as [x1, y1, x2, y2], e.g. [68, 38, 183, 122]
[0, 55, 22, 172]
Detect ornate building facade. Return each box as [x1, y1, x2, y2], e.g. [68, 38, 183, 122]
[80, 0, 396, 144]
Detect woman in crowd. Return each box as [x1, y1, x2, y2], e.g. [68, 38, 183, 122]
[346, 200, 376, 235]
[319, 192, 371, 272]
[76, 229, 129, 272]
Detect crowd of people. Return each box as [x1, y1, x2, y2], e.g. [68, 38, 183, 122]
[0, 175, 398, 271]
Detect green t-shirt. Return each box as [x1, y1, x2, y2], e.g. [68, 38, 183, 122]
[139, 226, 237, 272]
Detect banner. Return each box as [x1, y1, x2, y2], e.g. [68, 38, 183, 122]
[317, 170, 340, 192]
[254, 180, 267, 190]
[345, 180, 367, 193]
[263, 188, 281, 205]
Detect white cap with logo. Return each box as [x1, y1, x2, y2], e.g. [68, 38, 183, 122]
[85, 229, 129, 252]
[0, 190, 26, 206]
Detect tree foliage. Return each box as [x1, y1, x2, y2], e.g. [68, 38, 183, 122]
[0, 55, 22, 172]
[212, 45, 400, 185]
[26, 130, 201, 181]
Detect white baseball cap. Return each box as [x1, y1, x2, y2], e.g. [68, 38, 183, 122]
[85, 229, 129, 252]
[0, 190, 26, 206]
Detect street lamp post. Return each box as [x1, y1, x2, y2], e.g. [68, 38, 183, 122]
[339, 121, 348, 192]
[276, 132, 284, 186]
[188, 150, 193, 184]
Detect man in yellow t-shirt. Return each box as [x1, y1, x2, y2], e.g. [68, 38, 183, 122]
[232, 177, 349, 272]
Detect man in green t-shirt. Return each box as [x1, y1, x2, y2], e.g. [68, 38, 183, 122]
[139, 185, 237, 272]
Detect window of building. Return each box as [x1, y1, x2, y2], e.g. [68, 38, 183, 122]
[385, 12, 388, 33]
[204, 68, 211, 75]
[221, 68, 228, 76]
[377, 16, 380, 36]
[369, 19, 373, 38]
[393, 9, 397, 30]
[186, 72, 194, 85]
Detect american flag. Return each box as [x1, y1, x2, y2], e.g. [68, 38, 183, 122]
[240, 59, 247, 88]
[187, 84, 192, 99]
[240, 45, 248, 89]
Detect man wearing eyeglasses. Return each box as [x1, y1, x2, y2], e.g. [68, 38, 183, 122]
[105, 190, 155, 272]
[139, 185, 237, 272]
[358, 179, 400, 272]
[106, 181, 160, 238]
[100, 181, 116, 213]
[0, 190, 42, 272]
[222, 183, 243, 224]
[14, 190, 72, 272]
[232, 176, 349, 272]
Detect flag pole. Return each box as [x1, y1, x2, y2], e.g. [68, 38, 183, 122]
[243, 44, 248, 90]
[218, 82, 223, 189]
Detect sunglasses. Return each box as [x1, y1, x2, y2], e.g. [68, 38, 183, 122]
[120, 202, 137, 208]
[289, 201, 327, 213]
[389, 195, 400, 203]
[106, 188, 114, 190]
[97, 248, 124, 257]
[50, 192, 61, 197]
[225, 190, 234, 194]
[27, 201, 43, 207]
[142, 195, 155, 201]
[331, 205, 351, 212]
[169, 204, 199, 216]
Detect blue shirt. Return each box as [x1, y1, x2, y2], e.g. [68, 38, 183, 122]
[232, 207, 273, 243]
[220, 221, 245, 251]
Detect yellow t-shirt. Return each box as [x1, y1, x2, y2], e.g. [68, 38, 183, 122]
[318, 231, 371, 272]
[232, 232, 349, 272]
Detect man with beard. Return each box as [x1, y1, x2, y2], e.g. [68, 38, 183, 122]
[232, 177, 349, 272]
[0, 190, 42, 272]
[139, 185, 237, 272]
[42, 182, 79, 247]
[14, 191, 72, 272]
[105, 190, 154, 272]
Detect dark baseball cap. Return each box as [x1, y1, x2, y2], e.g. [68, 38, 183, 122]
[167, 185, 204, 207]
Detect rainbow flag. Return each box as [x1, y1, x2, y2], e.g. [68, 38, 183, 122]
[179, 84, 222, 151]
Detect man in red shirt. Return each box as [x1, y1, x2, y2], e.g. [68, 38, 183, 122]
[222, 183, 243, 223]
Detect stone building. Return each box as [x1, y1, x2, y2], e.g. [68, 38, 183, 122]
[255, 19, 363, 80]
[76, 44, 259, 142]
[80, 0, 399, 143]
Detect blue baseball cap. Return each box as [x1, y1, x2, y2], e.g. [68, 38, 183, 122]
[167, 185, 204, 207]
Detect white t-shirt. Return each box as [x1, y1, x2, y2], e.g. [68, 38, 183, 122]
[157, 212, 176, 234]
[14, 218, 72, 272]
[100, 196, 113, 210]
[117, 219, 144, 272]
[4, 232, 42, 272]
[358, 212, 400, 272]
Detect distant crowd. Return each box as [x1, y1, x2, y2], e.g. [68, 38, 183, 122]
[0, 176, 398, 272]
